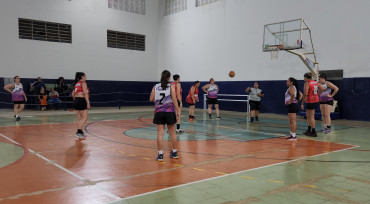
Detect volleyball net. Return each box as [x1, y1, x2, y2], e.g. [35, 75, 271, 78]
[203, 94, 250, 114]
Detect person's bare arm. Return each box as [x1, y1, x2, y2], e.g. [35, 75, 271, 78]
[258, 90, 264, 97]
[202, 84, 210, 94]
[245, 87, 251, 93]
[298, 91, 303, 102]
[21, 83, 27, 102]
[82, 82, 90, 109]
[301, 82, 308, 110]
[327, 82, 339, 98]
[171, 85, 180, 120]
[191, 87, 195, 103]
[149, 86, 155, 102]
[3, 83, 14, 93]
[177, 83, 182, 102]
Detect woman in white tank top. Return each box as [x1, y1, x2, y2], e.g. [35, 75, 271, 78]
[202, 78, 220, 119]
[4, 76, 27, 121]
[318, 74, 339, 133]
[285, 77, 302, 140]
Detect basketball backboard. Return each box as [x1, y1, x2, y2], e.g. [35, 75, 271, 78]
[262, 18, 319, 79]
[263, 19, 303, 52]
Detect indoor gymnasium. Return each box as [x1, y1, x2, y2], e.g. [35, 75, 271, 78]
[0, 0, 370, 204]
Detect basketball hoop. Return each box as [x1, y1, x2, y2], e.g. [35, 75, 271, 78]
[269, 45, 283, 60]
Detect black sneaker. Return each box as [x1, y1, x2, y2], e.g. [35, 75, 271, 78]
[216, 116, 221, 120]
[170, 151, 179, 159]
[157, 154, 164, 161]
[286, 135, 297, 140]
[303, 130, 311, 136]
[310, 132, 317, 137]
[255, 117, 259, 121]
[250, 117, 254, 122]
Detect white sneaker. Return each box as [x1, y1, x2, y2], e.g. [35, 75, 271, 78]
[176, 129, 184, 133]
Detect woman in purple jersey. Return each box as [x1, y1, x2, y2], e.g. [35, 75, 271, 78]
[285, 77, 302, 140]
[318, 74, 339, 133]
[202, 78, 221, 120]
[150, 70, 180, 161]
[4, 76, 28, 121]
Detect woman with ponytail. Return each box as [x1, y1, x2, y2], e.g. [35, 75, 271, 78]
[186, 81, 200, 122]
[72, 72, 90, 140]
[285, 77, 303, 140]
[150, 70, 180, 161]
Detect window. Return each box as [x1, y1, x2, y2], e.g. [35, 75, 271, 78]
[108, 0, 146, 15]
[164, 0, 187, 16]
[195, 0, 219, 7]
[107, 30, 145, 51]
[18, 18, 72, 43]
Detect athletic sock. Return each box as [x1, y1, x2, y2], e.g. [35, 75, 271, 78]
[307, 126, 312, 132]
[77, 129, 83, 134]
[177, 124, 180, 130]
[191, 115, 195, 119]
[172, 149, 177, 153]
[189, 115, 191, 118]
[327, 125, 331, 129]
[312, 128, 316, 133]
[209, 114, 212, 118]
[158, 150, 163, 155]
[292, 133, 296, 137]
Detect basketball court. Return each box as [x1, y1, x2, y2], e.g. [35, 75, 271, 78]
[1, 0, 370, 203]
[0, 108, 369, 204]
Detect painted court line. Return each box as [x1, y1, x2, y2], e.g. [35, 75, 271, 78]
[0, 133, 122, 201]
[114, 145, 358, 203]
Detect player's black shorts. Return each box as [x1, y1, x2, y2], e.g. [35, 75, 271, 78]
[153, 112, 177, 125]
[306, 102, 319, 110]
[286, 103, 298, 113]
[13, 101, 25, 104]
[73, 97, 87, 110]
[187, 102, 196, 106]
[207, 97, 218, 105]
[320, 100, 333, 106]
[249, 100, 261, 110]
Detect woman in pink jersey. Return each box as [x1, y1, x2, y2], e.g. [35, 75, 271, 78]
[72, 72, 90, 140]
[150, 70, 180, 161]
[4, 76, 27, 121]
[318, 74, 339, 134]
[202, 78, 221, 120]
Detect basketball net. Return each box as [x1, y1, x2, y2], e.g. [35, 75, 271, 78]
[270, 47, 280, 60]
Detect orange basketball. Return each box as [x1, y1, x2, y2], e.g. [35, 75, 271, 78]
[229, 71, 235, 78]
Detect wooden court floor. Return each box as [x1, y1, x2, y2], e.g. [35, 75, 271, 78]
[0, 108, 369, 204]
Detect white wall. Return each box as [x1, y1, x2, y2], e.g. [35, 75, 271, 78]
[158, 0, 370, 81]
[0, 0, 160, 81]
